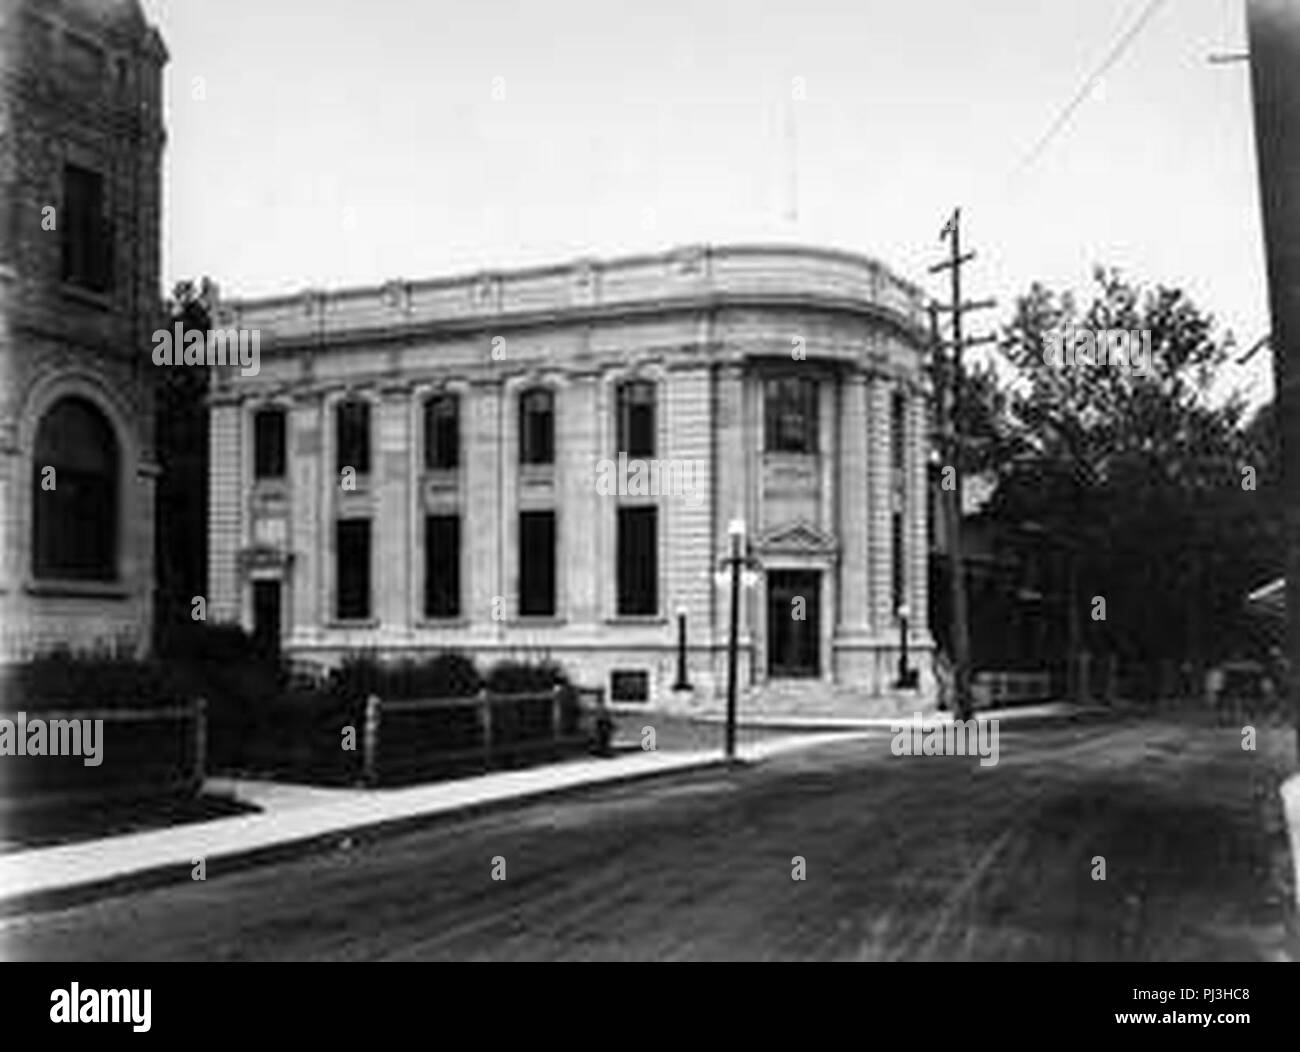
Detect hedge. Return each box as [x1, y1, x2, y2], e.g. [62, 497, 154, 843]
[0, 649, 186, 712]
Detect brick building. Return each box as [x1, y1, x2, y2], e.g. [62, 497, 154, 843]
[209, 245, 937, 709]
[0, 0, 167, 660]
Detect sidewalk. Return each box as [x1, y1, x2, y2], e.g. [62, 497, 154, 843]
[0, 730, 863, 915]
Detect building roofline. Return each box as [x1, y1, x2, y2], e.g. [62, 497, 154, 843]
[217, 243, 929, 348]
[225, 243, 924, 308]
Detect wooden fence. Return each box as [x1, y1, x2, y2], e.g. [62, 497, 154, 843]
[0, 685, 610, 804]
[360, 686, 607, 785]
[0, 698, 206, 813]
[971, 671, 1053, 710]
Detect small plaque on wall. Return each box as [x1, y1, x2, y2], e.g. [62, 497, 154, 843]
[610, 670, 650, 703]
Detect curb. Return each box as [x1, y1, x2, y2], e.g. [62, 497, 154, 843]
[0, 751, 750, 918]
[1281, 773, 1300, 911]
[684, 715, 907, 731]
[677, 704, 1111, 732]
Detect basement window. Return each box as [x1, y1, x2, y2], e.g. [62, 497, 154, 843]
[610, 670, 650, 703]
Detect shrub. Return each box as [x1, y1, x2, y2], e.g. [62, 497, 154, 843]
[0, 648, 185, 712]
[328, 651, 384, 703]
[241, 682, 364, 783]
[330, 651, 482, 702]
[483, 659, 569, 695]
[155, 623, 285, 769]
[157, 622, 283, 704]
[481, 661, 573, 760]
[383, 652, 481, 699]
[0, 647, 202, 814]
[415, 652, 482, 697]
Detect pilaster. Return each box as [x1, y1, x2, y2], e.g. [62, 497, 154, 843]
[838, 371, 870, 633]
[465, 379, 504, 627]
[207, 397, 242, 623]
[288, 392, 323, 636]
[377, 384, 413, 633]
[866, 373, 893, 633]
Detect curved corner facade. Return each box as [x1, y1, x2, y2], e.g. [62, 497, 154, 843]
[209, 245, 936, 708]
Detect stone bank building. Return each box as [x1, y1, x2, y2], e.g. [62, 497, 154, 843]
[211, 246, 936, 709]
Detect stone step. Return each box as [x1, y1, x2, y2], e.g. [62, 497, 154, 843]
[696, 680, 938, 720]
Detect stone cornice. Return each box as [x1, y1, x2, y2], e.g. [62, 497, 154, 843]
[221, 245, 928, 355]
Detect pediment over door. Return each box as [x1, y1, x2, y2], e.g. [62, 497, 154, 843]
[754, 520, 838, 559]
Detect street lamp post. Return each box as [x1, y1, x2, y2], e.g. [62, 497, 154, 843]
[716, 519, 761, 761]
[895, 602, 918, 690]
[672, 605, 692, 692]
[725, 534, 742, 759]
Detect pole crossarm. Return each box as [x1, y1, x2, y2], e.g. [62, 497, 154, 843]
[936, 333, 999, 351]
[935, 298, 998, 314]
[929, 251, 976, 274]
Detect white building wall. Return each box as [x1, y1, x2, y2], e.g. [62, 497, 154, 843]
[207, 247, 935, 712]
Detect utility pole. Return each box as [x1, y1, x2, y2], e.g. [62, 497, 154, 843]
[1246, 0, 1300, 757]
[929, 208, 995, 721]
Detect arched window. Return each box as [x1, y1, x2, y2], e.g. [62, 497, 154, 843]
[764, 376, 819, 453]
[519, 388, 554, 465]
[616, 380, 656, 458]
[253, 407, 287, 479]
[32, 396, 119, 581]
[335, 397, 371, 475]
[423, 393, 460, 470]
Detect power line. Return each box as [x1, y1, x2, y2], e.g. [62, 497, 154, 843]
[1011, 0, 1169, 179]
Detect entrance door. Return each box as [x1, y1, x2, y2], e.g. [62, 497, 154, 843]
[252, 580, 282, 657]
[767, 570, 821, 677]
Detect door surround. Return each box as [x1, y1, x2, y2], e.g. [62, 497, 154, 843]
[751, 521, 837, 686]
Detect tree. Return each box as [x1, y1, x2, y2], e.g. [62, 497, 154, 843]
[154, 278, 215, 649]
[963, 268, 1283, 698]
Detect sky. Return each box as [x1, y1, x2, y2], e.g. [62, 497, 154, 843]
[137, 0, 1274, 404]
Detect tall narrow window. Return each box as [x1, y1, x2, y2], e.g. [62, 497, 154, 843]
[253, 408, 286, 480]
[764, 377, 818, 453]
[616, 506, 658, 616]
[518, 511, 556, 616]
[891, 391, 907, 471]
[424, 514, 461, 618]
[32, 397, 118, 581]
[61, 164, 112, 293]
[519, 388, 554, 466]
[617, 381, 656, 458]
[335, 519, 371, 621]
[252, 580, 282, 656]
[423, 394, 459, 470]
[335, 398, 370, 475]
[891, 391, 907, 614]
[892, 510, 905, 615]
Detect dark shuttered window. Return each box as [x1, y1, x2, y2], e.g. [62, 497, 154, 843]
[616, 506, 658, 616]
[518, 511, 556, 616]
